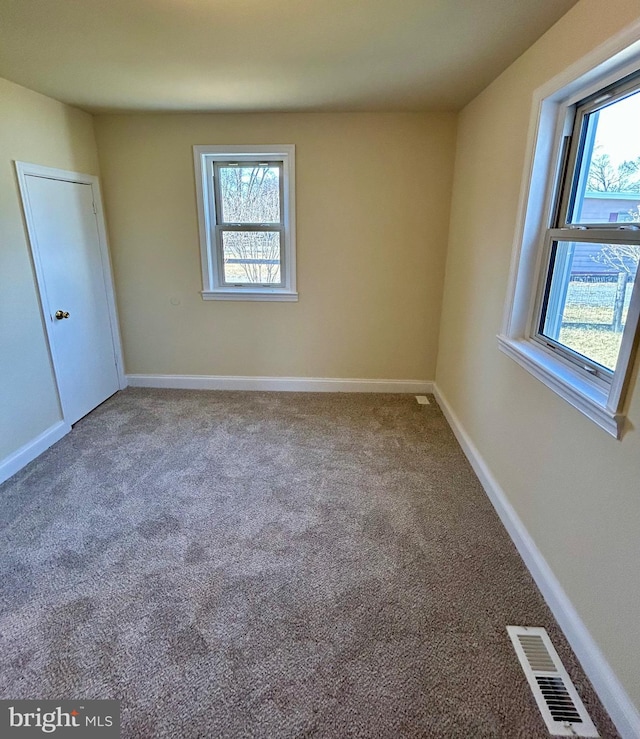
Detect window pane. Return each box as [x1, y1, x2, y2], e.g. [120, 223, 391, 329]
[570, 89, 640, 223]
[541, 240, 639, 371]
[221, 231, 281, 284]
[218, 165, 280, 223]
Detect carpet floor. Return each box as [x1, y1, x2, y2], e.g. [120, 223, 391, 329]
[0, 389, 618, 737]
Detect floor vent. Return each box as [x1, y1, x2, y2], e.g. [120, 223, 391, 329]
[507, 626, 599, 737]
[415, 395, 430, 405]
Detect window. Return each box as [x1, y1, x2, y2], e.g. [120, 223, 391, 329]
[500, 42, 640, 438]
[535, 73, 640, 379]
[193, 145, 297, 301]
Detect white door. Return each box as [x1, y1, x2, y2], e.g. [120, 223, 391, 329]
[21, 173, 120, 425]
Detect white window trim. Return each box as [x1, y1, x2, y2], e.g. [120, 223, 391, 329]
[193, 144, 297, 301]
[499, 23, 640, 439]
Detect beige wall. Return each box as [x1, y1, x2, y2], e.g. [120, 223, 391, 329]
[93, 112, 456, 380]
[0, 77, 100, 460]
[436, 0, 640, 710]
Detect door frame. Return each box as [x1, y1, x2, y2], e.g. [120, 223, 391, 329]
[15, 162, 127, 423]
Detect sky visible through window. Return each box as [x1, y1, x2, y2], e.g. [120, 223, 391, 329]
[593, 91, 640, 168]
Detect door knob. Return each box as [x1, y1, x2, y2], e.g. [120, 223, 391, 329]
[55, 310, 70, 319]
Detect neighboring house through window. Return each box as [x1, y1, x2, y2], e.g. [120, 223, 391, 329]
[193, 145, 297, 301]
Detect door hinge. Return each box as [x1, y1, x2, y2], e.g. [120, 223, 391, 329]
[92, 200, 97, 214]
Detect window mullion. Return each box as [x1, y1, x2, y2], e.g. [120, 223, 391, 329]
[549, 227, 640, 245]
[218, 223, 281, 232]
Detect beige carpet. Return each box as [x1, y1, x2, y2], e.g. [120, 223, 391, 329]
[0, 389, 618, 737]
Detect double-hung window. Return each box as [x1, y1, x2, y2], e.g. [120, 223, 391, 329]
[194, 145, 297, 301]
[500, 52, 640, 438]
[535, 73, 640, 382]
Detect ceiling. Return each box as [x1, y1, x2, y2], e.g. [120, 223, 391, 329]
[0, 0, 579, 114]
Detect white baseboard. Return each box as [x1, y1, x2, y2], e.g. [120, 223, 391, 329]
[433, 384, 640, 739]
[126, 374, 434, 395]
[0, 420, 70, 486]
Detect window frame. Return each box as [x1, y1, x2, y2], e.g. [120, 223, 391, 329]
[499, 34, 640, 439]
[193, 145, 297, 301]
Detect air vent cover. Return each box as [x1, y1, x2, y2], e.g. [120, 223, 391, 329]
[507, 626, 598, 737]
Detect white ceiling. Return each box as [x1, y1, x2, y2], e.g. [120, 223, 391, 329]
[0, 0, 579, 113]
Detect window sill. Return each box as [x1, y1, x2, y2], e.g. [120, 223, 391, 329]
[497, 335, 624, 439]
[201, 289, 298, 302]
